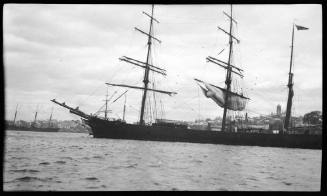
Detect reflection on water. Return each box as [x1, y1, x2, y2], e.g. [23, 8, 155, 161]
[4, 130, 322, 191]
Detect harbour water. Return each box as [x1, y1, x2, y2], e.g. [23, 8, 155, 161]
[3, 130, 322, 191]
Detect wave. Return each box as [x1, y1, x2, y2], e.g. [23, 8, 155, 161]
[85, 177, 99, 181]
[282, 181, 293, 186]
[10, 169, 39, 173]
[55, 160, 66, 164]
[125, 163, 138, 168]
[14, 176, 53, 182]
[60, 156, 73, 160]
[39, 162, 50, 165]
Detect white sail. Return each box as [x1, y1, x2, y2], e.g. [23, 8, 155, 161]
[196, 80, 248, 111]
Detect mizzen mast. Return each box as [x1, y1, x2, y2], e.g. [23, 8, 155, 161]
[284, 23, 308, 132]
[284, 24, 295, 133]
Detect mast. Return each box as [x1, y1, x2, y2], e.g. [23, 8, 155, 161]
[13, 104, 18, 126]
[221, 5, 234, 132]
[139, 4, 155, 125]
[123, 94, 127, 121]
[284, 24, 295, 132]
[108, 4, 176, 125]
[203, 5, 244, 131]
[48, 107, 53, 127]
[105, 87, 109, 120]
[33, 106, 38, 127]
[283, 23, 308, 132]
[160, 100, 164, 119]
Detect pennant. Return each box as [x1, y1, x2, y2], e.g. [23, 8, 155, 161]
[295, 24, 309, 30]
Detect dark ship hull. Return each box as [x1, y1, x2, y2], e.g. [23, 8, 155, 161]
[85, 117, 322, 150]
[6, 125, 60, 132]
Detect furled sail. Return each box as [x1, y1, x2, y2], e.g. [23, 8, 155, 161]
[195, 79, 249, 111]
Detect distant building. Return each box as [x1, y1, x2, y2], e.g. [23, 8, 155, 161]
[277, 104, 281, 116]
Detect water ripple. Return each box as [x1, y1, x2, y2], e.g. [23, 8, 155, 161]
[14, 176, 53, 183]
[10, 169, 40, 173]
[55, 161, 66, 164]
[4, 131, 322, 191]
[39, 162, 50, 165]
[85, 177, 99, 181]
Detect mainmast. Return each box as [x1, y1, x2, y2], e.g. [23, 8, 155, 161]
[222, 5, 234, 132]
[205, 4, 243, 132]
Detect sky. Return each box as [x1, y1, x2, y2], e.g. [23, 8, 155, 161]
[4, 4, 322, 123]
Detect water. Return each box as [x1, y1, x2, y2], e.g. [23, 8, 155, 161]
[3, 130, 322, 191]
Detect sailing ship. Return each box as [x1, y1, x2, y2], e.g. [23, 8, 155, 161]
[6, 105, 60, 132]
[51, 5, 321, 149]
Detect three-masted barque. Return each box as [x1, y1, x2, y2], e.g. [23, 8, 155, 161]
[51, 5, 321, 149]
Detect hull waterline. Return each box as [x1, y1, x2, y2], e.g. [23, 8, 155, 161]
[87, 118, 322, 150]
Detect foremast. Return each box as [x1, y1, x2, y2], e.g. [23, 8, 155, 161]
[139, 5, 155, 125]
[106, 4, 176, 125]
[50, 5, 176, 124]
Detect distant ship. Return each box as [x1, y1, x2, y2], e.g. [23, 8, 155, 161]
[51, 5, 321, 149]
[6, 105, 59, 132]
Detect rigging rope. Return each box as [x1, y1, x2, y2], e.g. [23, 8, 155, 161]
[198, 84, 201, 120]
[69, 29, 140, 110]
